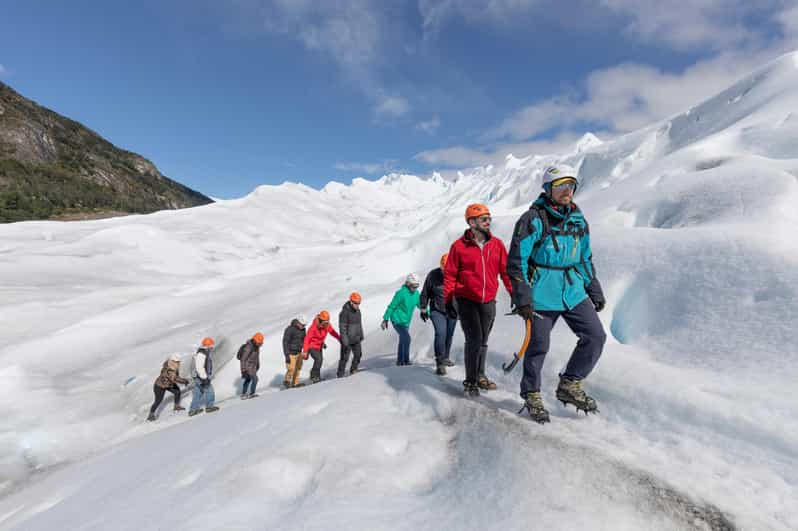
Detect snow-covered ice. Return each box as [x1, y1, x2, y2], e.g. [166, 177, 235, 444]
[1, 52, 798, 530]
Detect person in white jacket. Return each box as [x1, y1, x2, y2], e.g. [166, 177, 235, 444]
[189, 337, 220, 416]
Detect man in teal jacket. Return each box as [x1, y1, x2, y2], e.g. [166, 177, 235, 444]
[507, 164, 607, 423]
[382, 274, 422, 365]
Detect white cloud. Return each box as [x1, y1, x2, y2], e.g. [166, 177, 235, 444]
[335, 160, 398, 174]
[230, 0, 410, 119]
[0, 64, 6, 77]
[375, 95, 411, 117]
[415, 133, 584, 168]
[416, 115, 440, 134]
[486, 49, 779, 143]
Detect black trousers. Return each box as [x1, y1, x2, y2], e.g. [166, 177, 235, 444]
[338, 342, 363, 376]
[309, 348, 324, 379]
[149, 384, 181, 414]
[457, 297, 496, 384]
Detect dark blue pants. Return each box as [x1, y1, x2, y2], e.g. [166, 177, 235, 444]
[430, 309, 456, 364]
[241, 373, 258, 395]
[520, 298, 606, 397]
[393, 323, 411, 364]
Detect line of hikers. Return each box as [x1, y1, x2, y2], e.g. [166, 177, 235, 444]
[148, 164, 607, 424]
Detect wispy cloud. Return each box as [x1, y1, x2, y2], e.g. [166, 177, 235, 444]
[415, 133, 584, 168]
[335, 159, 398, 175]
[375, 95, 411, 117]
[415, 115, 441, 134]
[226, 0, 411, 119]
[0, 64, 7, 77]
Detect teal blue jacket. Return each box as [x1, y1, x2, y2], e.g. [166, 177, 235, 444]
[507, 195, 604, 311]
[383, 285, 421, 327]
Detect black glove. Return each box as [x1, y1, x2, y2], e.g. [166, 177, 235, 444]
[420, 310, 429, 323]
[323, 343, 327, 350]
[381, 320, 389, 330]
[516, 305, 536, 321]
[586, 277, 606, 313]
[445, 299, 458, 320]
[200, 378, 210, 388]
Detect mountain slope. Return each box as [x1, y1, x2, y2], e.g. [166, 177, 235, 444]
[1, 52, 797, 530]
[0, 82, 212, 222]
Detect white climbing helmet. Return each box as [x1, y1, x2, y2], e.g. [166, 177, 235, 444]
[405, 273, 420, 286]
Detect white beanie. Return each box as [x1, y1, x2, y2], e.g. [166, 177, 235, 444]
[169, 353, 181, 362]
[295, 314, 307, 326]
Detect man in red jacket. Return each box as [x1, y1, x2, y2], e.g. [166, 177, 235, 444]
[302, 311, 341, 384]
[444, 203, 512, 396]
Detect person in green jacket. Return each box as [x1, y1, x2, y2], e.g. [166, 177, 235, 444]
[382, 273, 421, 365]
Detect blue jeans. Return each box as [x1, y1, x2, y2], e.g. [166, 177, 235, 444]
[393, 323, 411, 364]
[190, 377, 216, 410]
[430, 309, 456, 363]
[242, 373, 258, 395]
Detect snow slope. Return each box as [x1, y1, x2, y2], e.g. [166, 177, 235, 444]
[1, 52, 798, 530]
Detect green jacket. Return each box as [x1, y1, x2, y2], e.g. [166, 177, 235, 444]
[383, 285, 421, 327]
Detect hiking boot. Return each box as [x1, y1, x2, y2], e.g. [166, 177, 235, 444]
[405, 360, 413, 366]
[173, 405, 185, 412]
[205, 406, 220, 413]
[463, 380, 480, 397]
[293, 382, 306, 388]
[521, 392, 550, 424]
[311, 377, 322, 384]
[556, 377, 598, 414]
[477, 376, 497, 391]
[146, 413, 157, 422]
[435, 364, 447, 376]
[442, 359, 455, 367]
[241, 394, 249, 400]
[248, 393, 259, 399]
[188, 409, 203, 417]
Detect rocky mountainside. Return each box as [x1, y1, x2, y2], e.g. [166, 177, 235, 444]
[0, 81, 212, 222]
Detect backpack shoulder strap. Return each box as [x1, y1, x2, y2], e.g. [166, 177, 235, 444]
[530, 204, 558, 254]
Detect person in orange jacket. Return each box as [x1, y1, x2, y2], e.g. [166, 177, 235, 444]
[302, 311, 341, 384]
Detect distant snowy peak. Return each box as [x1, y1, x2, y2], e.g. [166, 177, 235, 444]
[575, 132, 603, 153]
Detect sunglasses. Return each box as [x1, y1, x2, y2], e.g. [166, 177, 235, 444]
[551, 180, 576, 192]
[319, 320, 329, 325]
[476, 215, 492, 222]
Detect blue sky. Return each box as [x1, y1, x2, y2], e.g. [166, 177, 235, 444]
[1, 1, 796, 198]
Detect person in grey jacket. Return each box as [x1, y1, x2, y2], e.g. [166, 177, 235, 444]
[238, 332, 263, 399]
[338, 292, 364, 377]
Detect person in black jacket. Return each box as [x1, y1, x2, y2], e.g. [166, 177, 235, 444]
[282, 315, 307, 388]
[338, 292, 365, 377]
[420, 253, 458, 375]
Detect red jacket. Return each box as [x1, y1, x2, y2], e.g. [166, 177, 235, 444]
[444, 230, 512, 304]
[303, 319, 341, 352]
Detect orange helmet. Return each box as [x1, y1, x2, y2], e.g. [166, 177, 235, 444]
[440, 253, 449, 269]
[349, 292, 362, 304]
[201, 337, 215, 348]
[465, 203, 490, 221]
[252, 332, 264, 345]
[318, 310, 330, 322]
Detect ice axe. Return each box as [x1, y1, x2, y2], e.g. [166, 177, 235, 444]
[502, 309, 542, 373]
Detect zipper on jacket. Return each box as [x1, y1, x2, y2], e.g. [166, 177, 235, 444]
[482, 245, 489, 303]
